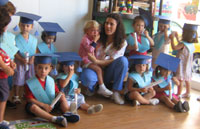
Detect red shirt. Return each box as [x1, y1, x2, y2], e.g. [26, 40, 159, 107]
[129, 34, 147, 56]
[0, 48, 11, 79]
[25, 76, 59, 100]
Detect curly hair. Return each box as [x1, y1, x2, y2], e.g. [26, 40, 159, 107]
[41, 31, 57, 42]
[0, 2, 16, 16]
[99, 13, 126, 50]
[0, 8, 11, 35]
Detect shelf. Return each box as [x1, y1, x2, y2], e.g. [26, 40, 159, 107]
[93, 12, 139, 20]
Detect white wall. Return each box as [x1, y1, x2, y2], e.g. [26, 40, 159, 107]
[8, 0, 93, 52]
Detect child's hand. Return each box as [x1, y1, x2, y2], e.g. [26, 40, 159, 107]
[94, 34, 100, 43]
[88, 53, 97, 63]
[68, 65, 74, 75]
[10, 60, 16, 70]
[29, 57, 34, 64]
[169, 32, 175, 40]
[148, 87, 154, 92]
[74, 88, 81, 94]
[140, 88, 148, 93]
[144, 30, 149, 37]
[164, 85, 171, 90]
[42, 103, 52, 113]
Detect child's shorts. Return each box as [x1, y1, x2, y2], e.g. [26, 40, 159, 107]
[66, 93, 85, 108]
[0, 78, 9, 102]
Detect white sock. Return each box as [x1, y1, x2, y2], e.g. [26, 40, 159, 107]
[51, 116, 57, 122]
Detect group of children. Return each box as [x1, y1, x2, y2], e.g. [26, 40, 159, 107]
[0, 0, 199, 128]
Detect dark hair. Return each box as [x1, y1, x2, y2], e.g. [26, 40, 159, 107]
[129, 63, 149, 73]
[99, 13, 126, 50]
[58, 63, 64, 73]
[155, 66, 169, 78]
[0, 8, 11, 35]
[41, 31, 57, 42]
[133, 16, 145, 26]
[182, 29, 198, 43]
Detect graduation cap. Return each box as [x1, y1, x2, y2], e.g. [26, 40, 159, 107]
[139, 8, 153, 29]
[157, 15, 171, 25]
[155, 53, 180, 72]
[55, 52, 82, 72]
[33, 53, 59, 65]
[183, 23, 199, 31]
[39, 22, 65, 36]
[0, 0, 8, 6]
[15, 12, 41, 24]
[129, 55, 152, 64]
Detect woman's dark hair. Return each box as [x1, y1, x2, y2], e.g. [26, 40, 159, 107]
[182, 29, 198, 43]
[41, 31, 57, 42]
[0, 8, 11, 35]
[99, 13, 126, 50]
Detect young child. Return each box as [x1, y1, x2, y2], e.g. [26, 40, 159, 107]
[152, 16, 171, 69]
[124, 55, 159, 106]
[126, 12, 154, 56]
[12, 12, 41, 104]
[0, 0, 16, 16]
[38, 22, 65, 76]
[0, 8, 15, 129]
[79, 20, 113, 97]
[56, 52, 103, 114]
[25, 53, 80, 127]
[153, 53, 189, 112]
[170, 23, 198, 98]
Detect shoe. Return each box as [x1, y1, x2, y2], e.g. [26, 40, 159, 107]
[97, 85, 113, 97]
[84, 89, 95, 97]
[87, 104, 103, 114]
[182, 101, 190, 112]
[174, 101, 184, 112]
[54, 116, 67, 127]
[12, 96, 21, 104]
[70, 102, 77, 114]
[112, 92, 124, 105]
[6, 100, 17, 109]
[149, 98, 159, 105]
[63, 112, 80, 123]
[0, 123, 9, 129]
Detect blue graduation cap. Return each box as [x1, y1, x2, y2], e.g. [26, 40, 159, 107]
[33, 53, 59, 65]
[129, 55, 152, 64]
[139, 8, 153, 29]
[155, 53, 180, 72]
[15, 12, 41, 24]
[158, 15, 171, 24]
[0, 0, 8, 6]
[39, 22, 65, 36]
[183, 23, 199, 31]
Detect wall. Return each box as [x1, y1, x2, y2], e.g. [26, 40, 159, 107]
[8, 0, 93, 52]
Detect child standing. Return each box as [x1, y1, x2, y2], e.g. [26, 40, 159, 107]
[170, 23, 198, 98]
[124, 55, 159, 106]
[56, 52, 103, 114]
[12, 12, 41, 104]
[153, 53, 189, 112]
[152, 16, 171, 69]
[38, 22, 65, 76]
[0, 8, 15, 129]
[79, 20, 113, 97]
[25, 53, 80, 127]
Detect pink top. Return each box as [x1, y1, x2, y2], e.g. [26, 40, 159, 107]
[79, 34, 95, 64]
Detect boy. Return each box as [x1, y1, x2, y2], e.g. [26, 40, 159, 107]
[25, 53, 80, 127]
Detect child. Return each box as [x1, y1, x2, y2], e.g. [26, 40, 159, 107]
[124, 55, 159, 106]
[38, 22, 65, 76]
[0, 8, 15, 129]
[126, 10, 154, 56]
[79, 20, 113, 97]
[153, 53, 189, 112]
[152, 16, 171, 69]
[25, 53, 80, 127]
[12, 12, 41, 104]
[56, 52, 103, 114]
[0, 0, 16, 16]
[170, 23, 198, 98]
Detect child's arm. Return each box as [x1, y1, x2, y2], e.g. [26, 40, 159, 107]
[59, 67, 74, 88]
[10, 60, 16, 70]
[170, 32, 184, 50]
[29, 56, 35, 64]
[15, 52, 27, 64]
[164, 28, 169, 41]
[0, 57, 14, 76]
[126, 33, 138, 51]
[172, 76, 180, 86]
[154, 84, 170, 92]
[144, 30, 154, 47]
[82, 34, 100, 53]
[88, 53, 114, 66]
[127, 78, 148, 93]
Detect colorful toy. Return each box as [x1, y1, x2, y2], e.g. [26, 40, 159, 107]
[127, 0, 133, 13]
[119, 0, 127, 13]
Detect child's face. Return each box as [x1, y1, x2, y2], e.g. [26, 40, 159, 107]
[105, 17, 117, 36]
[160, 69, 171, 78]
[135, 64, 147, 74]
[45, 35, 56, 45]
[159, 23, 169, 32]
[63, 65, 74, 74]
[133, 20, 145, 35]
[35, 64, 52, 80]
[19, 23, 33, 34]
[86, 27, 99, 40]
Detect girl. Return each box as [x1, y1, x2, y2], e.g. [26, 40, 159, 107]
[153, 53, 189, 112]
[170, 23, 198, 98]
[0, 8, 15, 129]
[152, 16, 171, 69]
[126, 15, 154, 56]
[56, 52, 103, 114]
[38, 22, 65, 77]
[124, 55, 159, 106]
[13, 12, 41, 104]
[79, 20, 113, 97]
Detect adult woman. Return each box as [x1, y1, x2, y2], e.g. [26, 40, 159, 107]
[80, 13, 128, 105]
